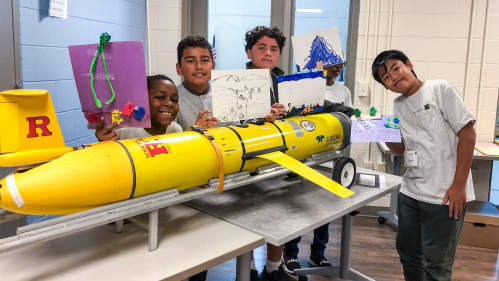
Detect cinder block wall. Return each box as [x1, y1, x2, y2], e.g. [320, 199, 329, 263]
[18, 0, 147, 146]
[147, 0, 182, 85]
[354, 0, 499, 205]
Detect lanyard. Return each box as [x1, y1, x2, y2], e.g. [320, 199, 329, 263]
[401, 81, 424, 151]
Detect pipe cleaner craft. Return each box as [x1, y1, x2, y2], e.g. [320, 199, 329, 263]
[69, 33, 151, 129]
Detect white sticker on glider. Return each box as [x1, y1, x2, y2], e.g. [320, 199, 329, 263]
[6, 173, 25, 208]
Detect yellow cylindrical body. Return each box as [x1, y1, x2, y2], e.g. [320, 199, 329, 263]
[0, 113, 349, 215]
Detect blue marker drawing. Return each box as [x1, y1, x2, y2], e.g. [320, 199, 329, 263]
[302, 36, 343, 71]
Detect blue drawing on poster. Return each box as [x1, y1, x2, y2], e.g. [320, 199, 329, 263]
[299, 35, 343, 71]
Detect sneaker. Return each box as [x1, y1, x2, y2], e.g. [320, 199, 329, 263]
[259, 265, 298, 281]
[281, 254, 301, 274]
[308, 255, 332, 267]
[250, 269, 259, 281]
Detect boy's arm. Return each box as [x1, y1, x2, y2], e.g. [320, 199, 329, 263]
[442, 121, 476, 219]
[385, 141, 405, 155]
[195, 110, 219, 129]
[95, 117, 119, 142]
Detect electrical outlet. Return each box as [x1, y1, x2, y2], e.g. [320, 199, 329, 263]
[363, 161, 374, 170]
[377, 162, 387, 173]
[356, 82, 369, 97]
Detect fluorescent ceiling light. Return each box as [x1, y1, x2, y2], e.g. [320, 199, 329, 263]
[296, 8, 322, 13]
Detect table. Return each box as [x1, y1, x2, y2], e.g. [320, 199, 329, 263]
[0, 205, 264, 281]
[376, 142, 402, 225]
[377, 142, 499, 225]
[186, 168, 401, 280]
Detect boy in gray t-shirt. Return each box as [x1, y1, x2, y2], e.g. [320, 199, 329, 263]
[372, 50, 476, 281]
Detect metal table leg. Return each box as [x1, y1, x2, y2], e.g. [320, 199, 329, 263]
[378, 155, 400, 226]
[148, 209, 159, 252]
[116, 219, 123, 233]
[235, 251, 251, 281]
[294, 214, 374, 280]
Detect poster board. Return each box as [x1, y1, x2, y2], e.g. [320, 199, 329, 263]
[211, 69, 271, 122]
[291, 27, 344, 72]
[351, 115, 402, 143]
[69, 40, 150, 129]
[278, 71, 326, 117]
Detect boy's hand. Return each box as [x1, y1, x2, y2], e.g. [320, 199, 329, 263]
[95, 117, 119, 142]
[264, 108, 279, 122]
[442, 184, 467, 219]
[196, 110, 219, 129]
[271, 103, 287, 119]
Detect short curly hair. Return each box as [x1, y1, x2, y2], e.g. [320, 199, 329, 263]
[245, 26, 286, 54]
[177, 36, 213, 64]
[147, 74, 175, 90]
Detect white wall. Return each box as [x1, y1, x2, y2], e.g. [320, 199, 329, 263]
[147, 0, 183, 85]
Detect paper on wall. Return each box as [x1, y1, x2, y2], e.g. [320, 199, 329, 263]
[49, 0, 68, 19]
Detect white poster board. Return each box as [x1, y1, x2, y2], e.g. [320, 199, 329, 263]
[278, 71, 326, 117]
[211, 69, 271, 122]
[292, 27, 344, 72]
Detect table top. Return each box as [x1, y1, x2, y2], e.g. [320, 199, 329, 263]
[185, 168, 401, 246]
[0, 205, 264, 281]
[377, 142, 499, 161]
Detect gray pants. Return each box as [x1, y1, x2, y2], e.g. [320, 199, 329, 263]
[396, 193, 466, 281]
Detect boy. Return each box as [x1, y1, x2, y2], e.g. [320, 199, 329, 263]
[324, 62, 353, 107]
[95, 74, 182, 140]
[245, 26, 288, 119]
[282, 61, 354, 275]
[372, 50, 476, 281]
[175, 36, 219, 131]
[245, 25, 306, 281]
[96, 74, 208, 281]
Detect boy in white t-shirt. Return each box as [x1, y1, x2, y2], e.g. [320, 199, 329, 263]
[372, 50, 476, 281]
[324, 62, 352, 107]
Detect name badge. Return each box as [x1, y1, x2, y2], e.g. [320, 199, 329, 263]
[404, 151, 418, 167]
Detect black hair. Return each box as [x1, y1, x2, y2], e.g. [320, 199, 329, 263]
[245, 26, 286, 54]
[147, 74, 175, 90]
[177, 36, 213, 64]
[372, 50, 417, 85]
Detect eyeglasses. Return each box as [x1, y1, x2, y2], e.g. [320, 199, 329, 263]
[331, 62, 347, 68]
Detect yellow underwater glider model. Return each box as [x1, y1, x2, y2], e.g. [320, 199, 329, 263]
[0, 89, 356, 215]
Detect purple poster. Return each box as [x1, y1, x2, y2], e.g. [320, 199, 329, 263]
[68, 40, 150, 129]
[351, 115, 402, 143]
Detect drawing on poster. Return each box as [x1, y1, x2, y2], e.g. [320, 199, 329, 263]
[278, 71, 326, 117]
[351, 115, 402, 143]
[68, 34, 150, 129]
[292, 27, 344, 72]
[211, 69, 271, 122]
